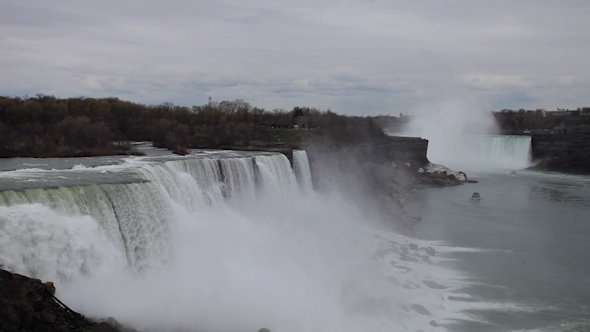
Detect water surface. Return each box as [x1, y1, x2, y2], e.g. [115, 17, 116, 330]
[408, 170, 590, 331]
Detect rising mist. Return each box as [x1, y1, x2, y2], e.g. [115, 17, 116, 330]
[401, 99, 532, 171]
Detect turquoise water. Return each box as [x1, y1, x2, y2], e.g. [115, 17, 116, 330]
[407, 170, 590, 331]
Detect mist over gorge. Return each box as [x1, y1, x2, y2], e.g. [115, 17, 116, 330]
[3, 0, 590, 329]
[0, 139, 472, 332]
[1, 94, 589, 332]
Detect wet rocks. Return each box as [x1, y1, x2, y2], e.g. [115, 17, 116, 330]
[400, 246, 410, 256]
[0, 268, 124, 332]
[425, 246, 436, 256]
[400, 255, 419, 263]
[409, 304, 431, 316]
[0, 268, 84, 332]
[422, 280, 446, 290]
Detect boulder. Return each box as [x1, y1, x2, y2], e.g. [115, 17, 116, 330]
[425, 247, 436, 256]
[422, 280, 446, 289]
[400, 246, 410, 256]
[400, 255, 419, 263]
[410, 304, 431, 316]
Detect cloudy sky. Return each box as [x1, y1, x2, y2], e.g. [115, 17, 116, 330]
[1, 0, 589, 115]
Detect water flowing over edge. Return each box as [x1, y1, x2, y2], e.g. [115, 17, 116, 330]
[0, 150, 483, 332]
[391, 133, 533, 171]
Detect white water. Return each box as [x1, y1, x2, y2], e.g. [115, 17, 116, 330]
[293, 150, 314, 193]
[426, 135, 532, 171]
[0, 150, 470, 332]
[399, 100, 532, 171]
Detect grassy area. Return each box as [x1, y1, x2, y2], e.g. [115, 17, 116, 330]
[274, 130, 318, 145]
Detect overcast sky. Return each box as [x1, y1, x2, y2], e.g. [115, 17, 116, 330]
[1, 0, 589, 115]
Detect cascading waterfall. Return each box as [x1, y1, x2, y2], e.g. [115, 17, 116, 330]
[0, 181, 173, 275]
[293, 150, 314, 193]
[0, 152, 312, 278]
[136, 158, 225, 211]
[255, 154, 298, 192]
[0, 150, 466, 332]
[426, 135, 532, 170]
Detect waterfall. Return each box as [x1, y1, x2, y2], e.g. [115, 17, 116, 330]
[0, 149, 462, 332]
[255, 154, 297, 192]
[427, 135, 532, 170]
[0, 152, 308, 277]
[293, 150, 314, 193]
[0, 181, 174, 275]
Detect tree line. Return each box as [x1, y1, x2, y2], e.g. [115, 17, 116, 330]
[492, 108, 590, 134]
[0, 94, 385, 157]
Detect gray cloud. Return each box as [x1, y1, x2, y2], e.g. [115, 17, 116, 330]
[1, 0, 589, 115]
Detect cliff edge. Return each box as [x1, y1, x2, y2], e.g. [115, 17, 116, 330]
[531, 133, 590, 174]
[304, 136, 471, 237]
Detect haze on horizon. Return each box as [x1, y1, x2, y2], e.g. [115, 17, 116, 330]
[1, 0, 589, 116]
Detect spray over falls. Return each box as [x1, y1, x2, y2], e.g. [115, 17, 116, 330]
[399, 100, 533, 171]
[0, 150, 468, 332]
[426, 135, 532, 170]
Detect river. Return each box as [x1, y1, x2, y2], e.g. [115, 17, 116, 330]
[406, 135, 590, 331]
[0, 146, 457, 332]
[1, 139, 588, 331]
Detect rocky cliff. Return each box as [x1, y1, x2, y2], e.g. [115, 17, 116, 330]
[304, 136, 469, 236]
[531, 134, 590, 174]
[0, 268, 133, 332]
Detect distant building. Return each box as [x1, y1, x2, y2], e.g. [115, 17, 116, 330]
[553, 122, 590, 135]
[295, 116, 311, 129]
[554, 122, 568, 135]
[544, 108, 580, 117]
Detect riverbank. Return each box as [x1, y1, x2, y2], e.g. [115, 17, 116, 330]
[530, 133, 590, 174]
